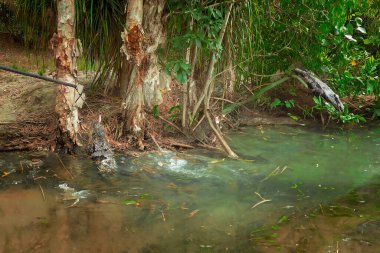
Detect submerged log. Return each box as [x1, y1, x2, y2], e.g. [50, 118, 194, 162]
[90, 122, 117, 174]
[294, 68, 344, 112]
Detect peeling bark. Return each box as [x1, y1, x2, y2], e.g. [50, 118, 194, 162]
[120, 0, 165, 147]
[51, 0, 84, 151]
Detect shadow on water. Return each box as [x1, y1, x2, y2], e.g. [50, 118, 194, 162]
[0, 125, 379, 252]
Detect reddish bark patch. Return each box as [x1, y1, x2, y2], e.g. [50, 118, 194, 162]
[51, 33, 75, 78]
[124, 24, 144, 65]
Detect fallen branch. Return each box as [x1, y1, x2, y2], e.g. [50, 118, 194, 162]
[158, 116, 187, 137]
[162, 140, 194, 149]
[205, 109, 238, 158]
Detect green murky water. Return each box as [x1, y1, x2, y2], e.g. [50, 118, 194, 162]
[0, 125, 379, 253]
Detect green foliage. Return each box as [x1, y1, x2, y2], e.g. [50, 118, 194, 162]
[74, 0, 124, 87]
[15, 0, 56, 49]
[122, 200, 137, 205]
[10, 64, 27, 72]
[270, 99, 295, 109]
[164, 1, 228, 81]
[313, 96, 366, 123]
[38, 65, 47, 76]
[152, 105, 160, 118]
[168, 105, 181, 121]
[372, 100, 380, 119]
[223, 77, 290, 115]
[321, 8, 380, 100]
[0, 2, 20, 36]
[5, 0, 380, 122]
[164, 59, 191, 84]
[287, 113, 300, 121]
[277, 215, 289, 224]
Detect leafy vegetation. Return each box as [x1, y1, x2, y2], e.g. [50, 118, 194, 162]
[0, 0, 379, 150]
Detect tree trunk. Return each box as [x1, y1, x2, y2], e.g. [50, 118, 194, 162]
[51, 0, 83, 152]
[121, 0, 165, 148]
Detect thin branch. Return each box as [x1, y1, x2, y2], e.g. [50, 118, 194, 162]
[161, 210, 166, 222]
[158, 116, 187, 137]
[251, 192, 271, 209]
[205, 109, 238, 158]
[38, 184, 46, 201]
[148, 132, 163, 152]
[56, 154, 74, 179]
[291, 74, 308, 88]
[251, 199, 271, 209]
[192, 114, 205, 132]
[213, 44, 293, 79]
[191, 3, 234, 118]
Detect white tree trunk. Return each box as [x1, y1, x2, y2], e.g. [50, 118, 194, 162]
[121, 0, 165, 146]
[51, 0, 83, 151]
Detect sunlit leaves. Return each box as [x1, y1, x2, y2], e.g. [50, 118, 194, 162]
[344, 34, 357, 42]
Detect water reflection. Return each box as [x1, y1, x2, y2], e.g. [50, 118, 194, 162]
[0, 126, 379, 252]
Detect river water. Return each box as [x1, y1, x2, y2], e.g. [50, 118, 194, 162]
[0, 125, 379, 253]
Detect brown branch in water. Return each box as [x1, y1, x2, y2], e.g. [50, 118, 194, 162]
[56, 154, 74, 179]
[33, 176, 47, 180]
[68, 199, 80, 208]
[20, 161, 24, 174]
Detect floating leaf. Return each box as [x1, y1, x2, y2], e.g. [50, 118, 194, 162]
[139, 193, 150, 200]
[188, 209, 200, 218]
[287, 113, 300, 121]
[209, 158, 225, 164]
[277, 215, 289, 224]
[123, 200, 137, 205]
